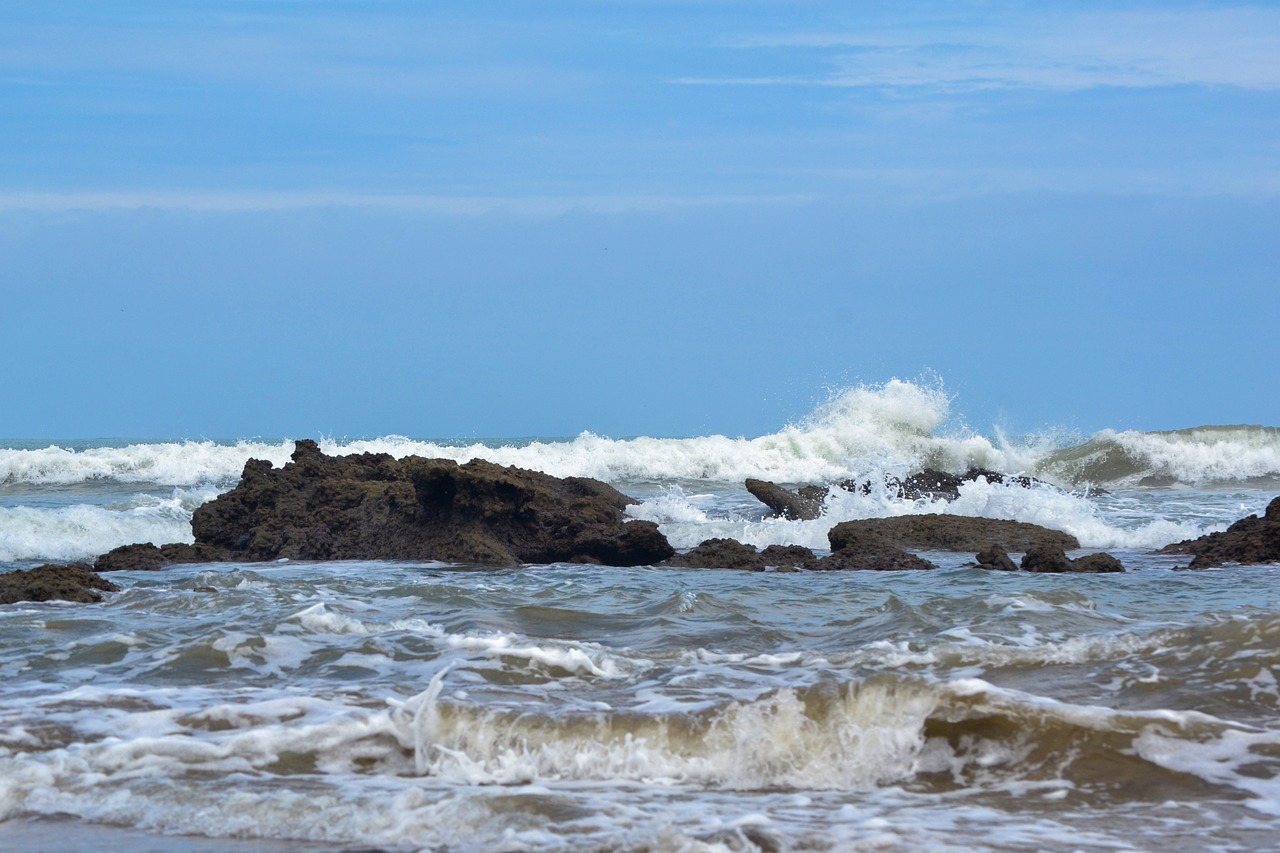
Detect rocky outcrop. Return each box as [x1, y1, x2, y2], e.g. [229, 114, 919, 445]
[745, 479, 826, 521]
[975, 545, 1020, 571]
[1159, 496, 1280, 569]
[1020, 545, 1124, 573]
[819, 527, 937, 571]
[0, 563, 119, 604]
[828, 515, 1079, 553]
[665, 540, 820, 571]
[95, 542, 225, 572]
[98, 440, 674, 570]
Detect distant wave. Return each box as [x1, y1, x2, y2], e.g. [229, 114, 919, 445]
[3, 383, 1278, 490]
[1038, 425, 1280, 488]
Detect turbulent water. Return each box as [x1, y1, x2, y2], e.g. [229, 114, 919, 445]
[2, 381, 1279, 852]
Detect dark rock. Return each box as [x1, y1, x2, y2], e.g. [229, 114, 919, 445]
[821, 526, 937, 571]
[181, 440, 674, 568]
[975, 545, 1019, 571]
[95, 542, 225, 572]
[666, 538, 767, 570]
[1071, 552, 1125, 573]
[828, 515, 1079, 553]
[1159, 496, 1280, 569]
[665, 540, 823, 571]
[0, 563, 119, 605]
[1020, 545, 1075, 573]
[1021, 545, 1124, 573]
[760, 544, 820, 571]
[744, 478, 825, 521]
[818, 535, 937, 571]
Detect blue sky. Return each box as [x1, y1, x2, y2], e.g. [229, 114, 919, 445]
[2, 1, 1278, 439]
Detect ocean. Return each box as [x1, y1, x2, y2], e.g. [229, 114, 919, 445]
[2, 380, 1279, 852]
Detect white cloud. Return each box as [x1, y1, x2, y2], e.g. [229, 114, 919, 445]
[689, 8, 1280, 92]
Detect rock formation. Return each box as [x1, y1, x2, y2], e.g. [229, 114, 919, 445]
[96, 440, 674, 570]
[827, 515, 1079, 553]
[745, 478, 826, 521]
[1159, 496, 1280, 569]
[1019, 545, 1124, 573]
[0, 563, 118, 604]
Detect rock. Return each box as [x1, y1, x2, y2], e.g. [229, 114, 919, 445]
[760, 544, 820, 571]
[95, 542, 225, 572]
[821, 527, 937, 571]
[744, 479, 825, 521]
[666, 538, 767, 570]
[665, 540, 823, 571]
[975, 545, 1019, 571]
[1021, 545, 1124, 573]
[0, 563, 119, 604]
[1159, 496, 1280, 569]
[828, 515, 1079, 553]
[179, 440, 674, 568]
[1020, 545, 1075, 573]
[96, 441, 675, 571]
[1071, 552, 1125, 573]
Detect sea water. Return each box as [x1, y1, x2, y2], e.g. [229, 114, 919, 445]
[2, 381, 1279, 852]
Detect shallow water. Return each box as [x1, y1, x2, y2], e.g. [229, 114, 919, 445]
[2, 556, 1279, 852]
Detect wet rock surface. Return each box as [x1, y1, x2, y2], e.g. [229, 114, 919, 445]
[664, 540, 822, 572]
[97, 440, 674, 570]
[0, 563, 119, 604]
[974, 545, 1020, 572]
[1020, 545, 1124, 573]
[828, 515, 1079, 553]
[1160, 496, 1280, 569]
[745, 478, 826, 521]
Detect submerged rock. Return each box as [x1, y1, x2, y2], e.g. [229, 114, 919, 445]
[1159, 496, 1280, 569]
[0, 563, 119, 604]
[828, 515, 1079, 553]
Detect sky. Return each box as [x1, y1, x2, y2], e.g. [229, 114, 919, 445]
[2, 0, 1278, 440]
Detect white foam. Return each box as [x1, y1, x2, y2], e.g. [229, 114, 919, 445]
[0, 501, 196, 562]
[0, 381, 1049, 490]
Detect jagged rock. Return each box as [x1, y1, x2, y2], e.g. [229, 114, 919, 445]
[0, 563, 119, 604]
[109, 440, 673, 569]
[744, 479, 825, 521]
[1021, 545, 1124, 573]
[1159, 496, 1280, 569]
[975, 544, 1019, 571]
[828, 515, 1078, 553]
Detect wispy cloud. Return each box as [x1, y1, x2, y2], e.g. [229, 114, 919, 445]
[0, 190, 814, 216]
[681, 8, 1280, 92]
